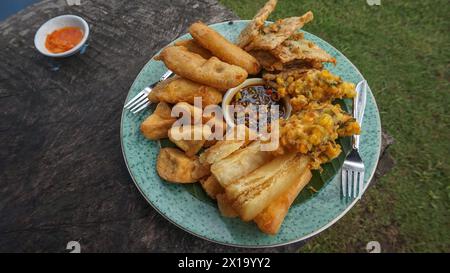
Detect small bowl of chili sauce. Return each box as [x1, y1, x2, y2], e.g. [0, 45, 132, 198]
[222, 78, 292, 129]
[34, 15, 89, 58]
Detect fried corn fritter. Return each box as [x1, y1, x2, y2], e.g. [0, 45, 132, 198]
[266, 69, 356, 111]
[275, 102, 360, 169]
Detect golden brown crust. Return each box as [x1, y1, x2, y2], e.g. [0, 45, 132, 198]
[174, 39, 213, 59]
[149, 76, 223, 106]
[140, 102, 176, 140]
[156, 46, 248, 90]
[189, 22, 261, 75]
[245, 11, 314, 51]
[156, 148, 210, 183]
[237, 0, 278, 48]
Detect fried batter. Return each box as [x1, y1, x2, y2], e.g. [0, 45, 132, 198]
[237, 0, 278, 48]
[148, 76, 223, 106]
[174, 39, 212, 59]
[189, 22, 261, 75]
[156, 147, 210, 183]
[155, 46, 248, 90]
[245, 11, 314, 51]
[140, 102, 176, 140]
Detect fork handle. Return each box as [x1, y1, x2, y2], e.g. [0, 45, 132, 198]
[353, 80, 367, 150]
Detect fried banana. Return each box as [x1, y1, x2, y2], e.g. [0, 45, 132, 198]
[148, 76, 223, 106]
[189, 22, 261, 75]
[140, 102, 176, 140]
[155, 46, 247, 90]
[175, 39, 212, 59]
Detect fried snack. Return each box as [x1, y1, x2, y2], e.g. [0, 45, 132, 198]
[155, 46, 248, 90]
[175, 39, 212, 59]
[199, 125, 257, 165]
[254, 168, 312, 234]
[270, 33, 336, 64]
[216, 193, 238, 217]
[189, 22, 261, 75]
[168, 125, 211, 157]
[245, 11, 314, 51]
[268, 69, 356, 110]
[140, 102, 176, 140]
[263, 68, 310, 82]
[237, 0, 278, 48]
[277, 102, 360, 169]
[156, 148, 210, 183]
[226, 153, 309, 221]
[148, 76, 223, 106]
[211, 141, 274, 187]
[249, 50, 322, 72]
[199, 175, 224, 199]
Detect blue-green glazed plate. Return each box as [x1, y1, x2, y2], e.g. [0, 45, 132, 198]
[120, 20, 381, 248]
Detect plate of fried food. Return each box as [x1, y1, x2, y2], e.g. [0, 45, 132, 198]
[121, 0, 381, 247]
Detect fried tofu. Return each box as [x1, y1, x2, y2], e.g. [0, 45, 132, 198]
[168, 125, 211, 157]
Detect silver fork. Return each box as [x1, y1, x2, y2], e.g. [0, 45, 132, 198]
[124, 70, 173, 114]
[342, 80, 367, 199]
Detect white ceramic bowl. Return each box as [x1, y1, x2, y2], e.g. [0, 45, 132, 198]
[34, 15, 89, 58]
[222, 78, 292, 128]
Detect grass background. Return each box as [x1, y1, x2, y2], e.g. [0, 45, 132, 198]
[219, 0, 450, 252]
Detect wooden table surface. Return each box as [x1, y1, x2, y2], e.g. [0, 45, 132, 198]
[0, 0, 394, 252]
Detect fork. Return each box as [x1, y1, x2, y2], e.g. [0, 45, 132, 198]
[124, 70, 173, 114]
[341, 80, 367, 199]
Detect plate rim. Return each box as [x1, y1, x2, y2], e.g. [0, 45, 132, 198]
[120, 20, 382, 248]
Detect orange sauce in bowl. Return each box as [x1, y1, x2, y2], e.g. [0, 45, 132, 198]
[45, 27, 83, 53]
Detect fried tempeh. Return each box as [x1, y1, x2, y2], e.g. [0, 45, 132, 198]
[211, 141, 274, 187]
[254, 167, 312, 234]
[237, 0, 278, 48]
[140, 102, 176, 140]
[189, 22, 261, 75]
[226, 153, 309, 221]
[156, 148, 210, 183]
[155, 46, 248, 90]
[174, 39, 212, 59]
[148, 76, 223, 106]
[245, 11, 314, 51]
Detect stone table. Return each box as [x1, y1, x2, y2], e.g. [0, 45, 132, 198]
[0, 0, 394, 252]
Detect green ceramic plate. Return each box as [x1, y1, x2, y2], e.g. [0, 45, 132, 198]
[120, 20, 381, 248]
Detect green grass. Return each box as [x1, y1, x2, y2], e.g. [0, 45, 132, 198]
[219, 0, 450, 252]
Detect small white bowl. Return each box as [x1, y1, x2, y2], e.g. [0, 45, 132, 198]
[222, 78, 292, 128]
[34, 15, 89, 58]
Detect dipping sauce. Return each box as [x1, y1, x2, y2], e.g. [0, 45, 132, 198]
[230, 85, 286, 129]
[45, 27, 83, 53]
